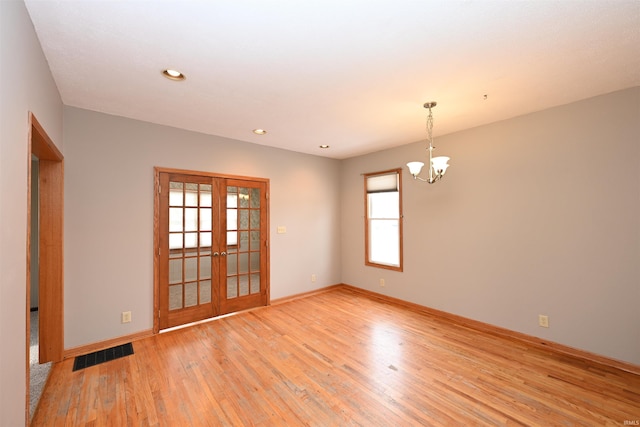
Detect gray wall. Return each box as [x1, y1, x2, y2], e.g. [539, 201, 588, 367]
[341, 87, 640, 365]
[2, 3, 638, 423]
[0, 1, 63, 425]
[63, 107, 342, 348]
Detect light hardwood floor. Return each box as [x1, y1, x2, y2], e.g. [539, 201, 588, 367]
[32, 287, 640, 426]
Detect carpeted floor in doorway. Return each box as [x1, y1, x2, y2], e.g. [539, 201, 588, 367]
[30, 309, 52, 419]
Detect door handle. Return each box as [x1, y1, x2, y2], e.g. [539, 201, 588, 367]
[213, 252, 219, 257]
[220, 251, 227, 256]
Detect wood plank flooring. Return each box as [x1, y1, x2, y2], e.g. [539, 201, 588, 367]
[32, 287, 640, 426]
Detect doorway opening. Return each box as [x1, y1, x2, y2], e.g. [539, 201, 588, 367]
[26, 113, 64, 423]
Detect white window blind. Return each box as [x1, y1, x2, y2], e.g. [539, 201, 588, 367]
[366, 173, 398, 193]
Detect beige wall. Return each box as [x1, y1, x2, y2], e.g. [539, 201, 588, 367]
[0, 1, 63, 425]
[63, 107, 342, 348]
[341, 87, 640, 365]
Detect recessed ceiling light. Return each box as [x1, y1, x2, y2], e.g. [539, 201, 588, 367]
[253, 129, 267, 135]
[162, 69, 185, 81]
[319, 145, 330, 149]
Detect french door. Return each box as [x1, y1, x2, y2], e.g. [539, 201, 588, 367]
[156, 170, 269, 330]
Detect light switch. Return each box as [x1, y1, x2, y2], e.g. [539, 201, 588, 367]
[277, 226, 287, 234]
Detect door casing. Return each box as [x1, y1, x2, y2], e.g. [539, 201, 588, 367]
[153, 167, 270, 333]
[26, 113, 64, 424]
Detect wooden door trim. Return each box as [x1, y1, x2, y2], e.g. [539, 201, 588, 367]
[155, 166, 269, 184]
[27, 112, 64, 424]
[153, 167, 270, 333]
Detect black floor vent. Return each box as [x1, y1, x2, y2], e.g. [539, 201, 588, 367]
[73, 343, 134, 371]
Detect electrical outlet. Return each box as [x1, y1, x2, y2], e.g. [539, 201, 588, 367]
[122, 311, 132, 323]
[538, 314, 549, 328]
[379, 278, 385, 287]
[311, 274, 316, 283]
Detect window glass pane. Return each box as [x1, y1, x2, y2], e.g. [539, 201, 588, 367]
[199, 256, 211, 279]
[227, 253, 237, 274]
[185, 282, 198, 307]
[239, 275, 249, 296]
[185, 183, 198, 207]
[184, 257, 197, 282]
[184, 232, 197, 248]
[169, 259, 182, 284]
[239, 188, 250, 208]
[239, 253, 249, 274]
[169, 285, 182, 310]
[239, 210, 249, 230]
[369, 219, 400, 266]
[185, 208, 198, 232]
[250, 188, 260, 208]
[250, 231, 260, 250]
[227, 192, 238, 208]
[239, 231, 249, 251]
[227, 209, 238, 231]
[250, 252, 260, 272]
[227, 276, 238, 299]
[250, 210, 260, 229]
[200, 280, 211, 304]
[200, 184, 212, 207]
[169, 233, 182, 250]
[200, 208, 211, 231]
[169, 183, 183, 206]
[169, 208, 183, 232]
[200, 232, 211, 248]
[368, 192, 399, 218]
[250, 273, 260, 294]
[227, 231, 238, 247]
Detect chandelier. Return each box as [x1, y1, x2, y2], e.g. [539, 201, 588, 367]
[407, 102, 450, 184]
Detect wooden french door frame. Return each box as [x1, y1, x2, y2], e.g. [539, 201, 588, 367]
[158, 172, 221, 329]
[26, 113, 64, 424]
[153, 167, 270, 333]
[218, 178, 269, 316]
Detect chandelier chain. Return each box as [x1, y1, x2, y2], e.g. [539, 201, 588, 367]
[426, 107, 434, 149]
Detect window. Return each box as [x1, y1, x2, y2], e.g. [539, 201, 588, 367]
[365, 169, 403, 271]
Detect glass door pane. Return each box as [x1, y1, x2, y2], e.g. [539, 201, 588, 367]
[225, 185, 262, 300]
[160, 173, 217, 329]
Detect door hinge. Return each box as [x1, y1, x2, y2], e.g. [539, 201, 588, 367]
[158, 185, 161, 194]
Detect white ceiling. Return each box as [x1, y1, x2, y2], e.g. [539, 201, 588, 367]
[24, 0, 640, 159]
